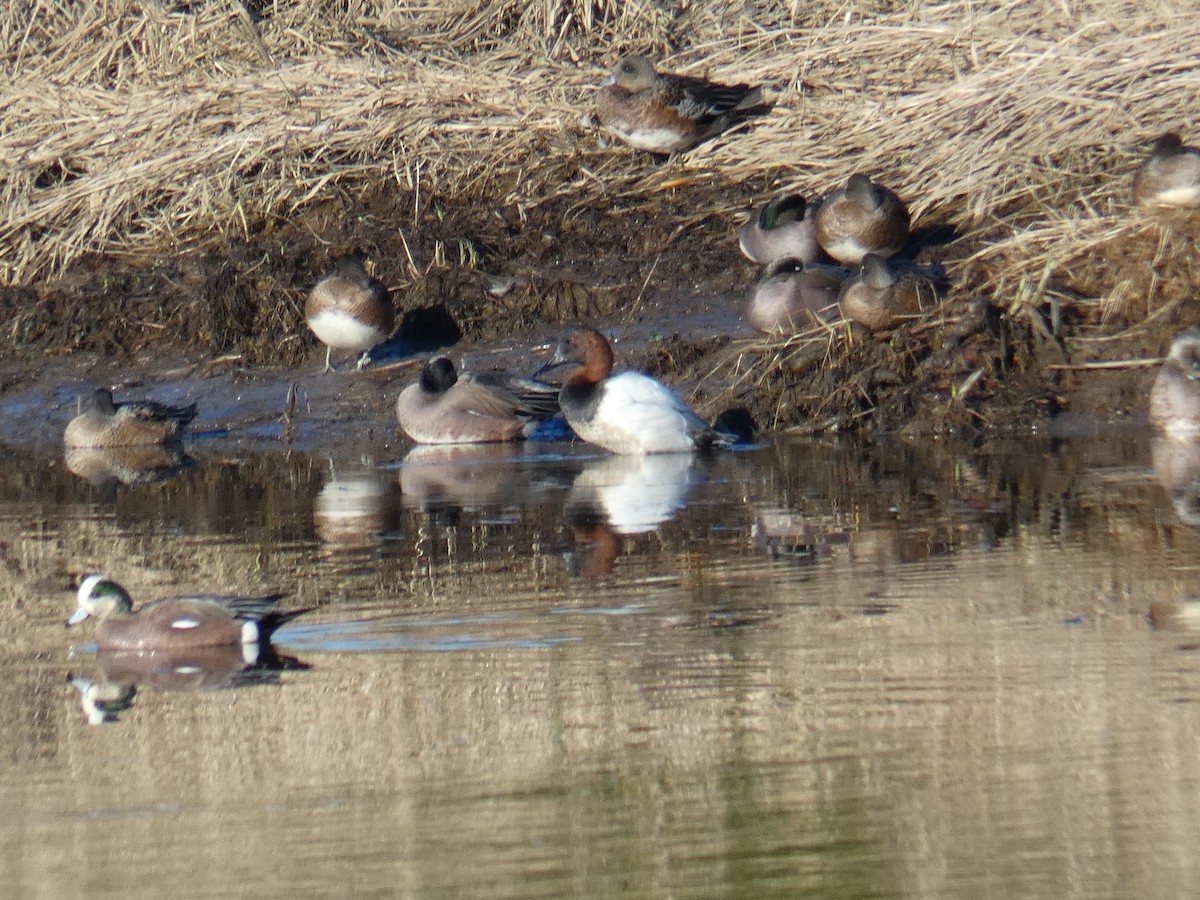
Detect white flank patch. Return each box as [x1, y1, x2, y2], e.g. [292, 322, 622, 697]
[1155, 185, 1200, 207]
[615, 127, 688, 154]
[170, 617, 202, 629]
[308, 310, 383, 352]
[1164, 419, 1200, 440]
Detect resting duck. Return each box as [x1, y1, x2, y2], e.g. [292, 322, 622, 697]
[1133, 133, 1200, 209]
[591, 55, 763, 154]
[538, 329, 731, 454]
[396, 356, 560, 444]
[64, 388, 196, 448]
[813, 174, 910, 266]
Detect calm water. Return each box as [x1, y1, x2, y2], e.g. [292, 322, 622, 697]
[2, 428, 1200, 898]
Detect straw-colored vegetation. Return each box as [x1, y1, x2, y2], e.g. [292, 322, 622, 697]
[2, 0, 1199, 430]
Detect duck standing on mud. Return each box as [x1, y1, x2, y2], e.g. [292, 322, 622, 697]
[590, 55, 763, 154]
[306, 254, 395, 372]
[64, 388, 196, 448]
[537, 329, 732, 454]
[1132, 133, 1200, 209]
[396, 356, 560, 445]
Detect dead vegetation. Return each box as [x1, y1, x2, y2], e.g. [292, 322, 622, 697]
[2, 0, 1200, 432]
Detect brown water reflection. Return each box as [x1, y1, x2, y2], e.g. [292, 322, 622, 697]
[2, 433, 1200, 897]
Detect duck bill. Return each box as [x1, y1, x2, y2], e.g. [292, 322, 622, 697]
[66, 608, 90, 627]
[534, 357, 571, 379]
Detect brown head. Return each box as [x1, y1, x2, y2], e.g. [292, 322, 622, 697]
[539, 329, 616, 386]
[610, 55, 659, 93]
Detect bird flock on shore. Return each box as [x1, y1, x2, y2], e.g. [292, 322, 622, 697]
[62, 53, 1200, 655]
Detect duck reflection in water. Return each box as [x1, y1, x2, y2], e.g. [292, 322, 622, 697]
[65, 443, 195, 494]
[68, 643, 309, 724]
[313, 464, 400, 550]
[562, 453, 704, 577]
[1151, 435, 1200, 527]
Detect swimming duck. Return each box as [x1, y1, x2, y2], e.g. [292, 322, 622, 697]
[396, 356, 560, 445]
[306, 254, 395, 372]
[1132, 133, 1200, 209]
[1150, 328, 1200, 438]
[747, 258, 847, 335]
[738, 194, 824, 266]
[813, 174, 910, 266]
[64, 388, 196, 449]
[538, 329, 730, 454]
[838, 254, 932, 331]
[66, 574, 305, 651]
[591, 54, 763, 154]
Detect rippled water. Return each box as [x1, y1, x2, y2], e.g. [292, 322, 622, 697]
[3, 427, 1200, 898]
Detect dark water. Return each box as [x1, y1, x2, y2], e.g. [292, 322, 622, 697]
[3, 429, 1200, 898]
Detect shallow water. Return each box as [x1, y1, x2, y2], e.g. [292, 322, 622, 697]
[3, 427, 1200, 899]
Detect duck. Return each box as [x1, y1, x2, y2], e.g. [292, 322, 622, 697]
[66, 574, 306, 651]
[838, 254, 933, 331]
[64, 388, 196, 449]
[747, 258, 847, 334]
[305, 254, 395, 372]
[537, 329, 731, 454]
[1132, 133, 1200, 209]
[1150, 328, 1200, 438]
[738, 194, 824, 266]
[396, 356, 561, 445]
[813, 174, 910, 265]
[591, 54, 763, 154]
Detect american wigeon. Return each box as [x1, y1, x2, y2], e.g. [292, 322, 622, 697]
[537, 329, 732, 454]
[63, 388, 196, 449]
[738, 194, 824, 266]
[591, 54, 763, 154]
[838, 254, 933, 331]
[396, 356, 560, 444]
[66, 574, 305, 651]
[747, 258, 847, 334]
[1150, 328, 1200, 438]
[813, 174, 910, 265]
[1133, 133, 1200, 209]
[306, 254, 395, 372]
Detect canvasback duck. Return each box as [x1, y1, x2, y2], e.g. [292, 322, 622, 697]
[813, 174, 910, 265]
[64, 388, 196, 449]
[538, 329, 729, 454]
[838, 254, 934, 331]
[396, 356, 560, 445]
[738, 194, 825, 266]
[306, 254, 395, 372]
[747, 258, 847, 334]
[67, 574, 305, 651]
[1133, 133, 1200, 209]
[1150, 328, 1200, 439]
[591, 55, 763, 154]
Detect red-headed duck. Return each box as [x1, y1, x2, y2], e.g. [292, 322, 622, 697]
[396, 356, 560, 445]
[1151, 328, 1200, 439]
[591, 55, 763, 154]
[1133, 133, 1200, 209]
[538, 329, 730, 454]
[814, 174, 910, 265]
[748, 258, 847, 334]
[306, 254, 395, 372]
[64, 388, 196, 449]
[838, 254, 934, 331]
[67, 574, 305, 651]
[738, 194, 825, 266]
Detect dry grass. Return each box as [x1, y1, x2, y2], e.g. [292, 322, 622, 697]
[3, 0, 1200, 427]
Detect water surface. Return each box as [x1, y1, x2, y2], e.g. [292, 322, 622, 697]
[2, 430, 1199, 899]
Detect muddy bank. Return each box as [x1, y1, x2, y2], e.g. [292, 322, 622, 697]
[0, 175, 1192, 447]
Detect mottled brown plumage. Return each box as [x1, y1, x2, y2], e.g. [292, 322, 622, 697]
[814, 174, 910, 266]
[64, 388, 196, 448]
